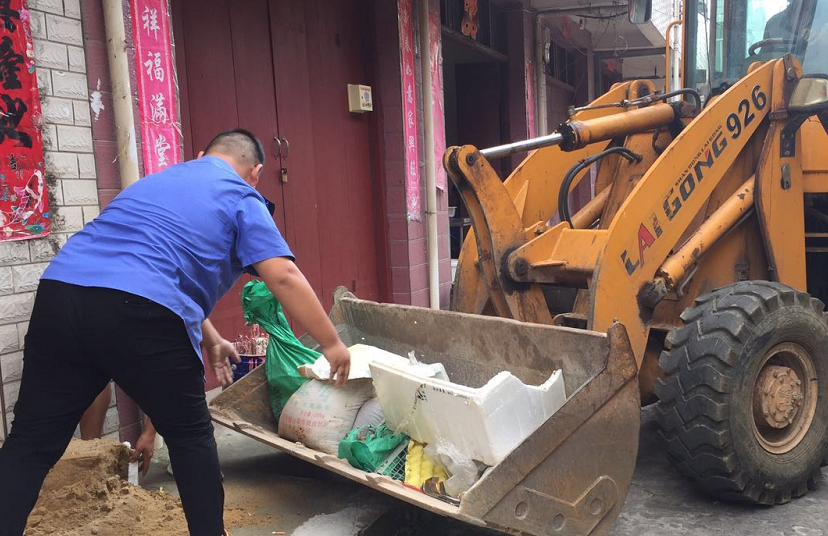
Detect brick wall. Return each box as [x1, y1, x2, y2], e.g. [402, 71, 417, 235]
[0, 0, 118, 441]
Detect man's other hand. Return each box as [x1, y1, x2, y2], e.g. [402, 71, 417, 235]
[130, 424, 156, 476]
[323, 341, 350, 387]
[209, 339, 241, 387]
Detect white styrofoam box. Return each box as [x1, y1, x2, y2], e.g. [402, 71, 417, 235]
[299, 344, 446, 381]
[370, 362, 567, 466]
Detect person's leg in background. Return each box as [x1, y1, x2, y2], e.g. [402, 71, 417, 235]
[0, 281, 111, 536]
[79, 385, 112, 439]
[91, 295, 224, 536]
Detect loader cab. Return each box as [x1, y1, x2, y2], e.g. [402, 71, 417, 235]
[684, 0, 828, 100]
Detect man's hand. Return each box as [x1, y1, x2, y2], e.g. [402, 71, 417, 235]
[323, 341, 351, 387]
[130, 418, 156, 476]
[208, 339, 241, 387]
[253, 257, 352, 387]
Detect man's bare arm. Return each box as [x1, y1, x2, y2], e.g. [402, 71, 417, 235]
[202, 318, 223, 348]
[253, 257, 350, 384]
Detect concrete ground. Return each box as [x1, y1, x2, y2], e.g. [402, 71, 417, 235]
[142, 406, 828, 535]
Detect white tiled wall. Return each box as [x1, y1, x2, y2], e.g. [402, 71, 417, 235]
[1, 0, 104, 438]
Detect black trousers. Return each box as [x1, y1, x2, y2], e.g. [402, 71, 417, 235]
[0, 280, 224, 536]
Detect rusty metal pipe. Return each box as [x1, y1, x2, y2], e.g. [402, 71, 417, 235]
[658, 177, 755, 290]
[561, 103, 677, 151]
[571, 186, 611, 229]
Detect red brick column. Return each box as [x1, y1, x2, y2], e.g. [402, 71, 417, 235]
[373, 0, 451, 309]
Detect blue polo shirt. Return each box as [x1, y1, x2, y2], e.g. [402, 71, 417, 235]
[42, 156, 294, 361]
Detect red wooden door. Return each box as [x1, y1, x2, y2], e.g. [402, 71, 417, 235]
[173, 0, 383, 388]
[269, 0, 382, 310]
[173, 0, 286, 388]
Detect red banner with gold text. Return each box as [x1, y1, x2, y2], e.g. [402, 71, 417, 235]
[0, 0, 48, 242]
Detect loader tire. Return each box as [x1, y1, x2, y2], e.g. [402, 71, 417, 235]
[655, 281, 828, 504]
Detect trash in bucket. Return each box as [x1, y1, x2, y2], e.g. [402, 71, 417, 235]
[370, 361, 567, 466]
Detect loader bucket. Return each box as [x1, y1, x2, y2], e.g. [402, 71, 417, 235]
[208, 288, 640, 536]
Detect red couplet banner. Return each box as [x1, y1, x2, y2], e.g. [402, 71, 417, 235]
[398, 0, 421, 221]
[0, 1, 48, 242]
[428, 10, 446, 191]
[131, 0, 181, 176]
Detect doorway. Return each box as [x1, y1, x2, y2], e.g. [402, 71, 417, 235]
[442, 28, 509, 260]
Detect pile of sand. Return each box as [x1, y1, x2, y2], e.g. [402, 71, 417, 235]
[24, 439, 250, 536]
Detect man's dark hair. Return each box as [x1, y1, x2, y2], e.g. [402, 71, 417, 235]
[204, 129, 265, 168]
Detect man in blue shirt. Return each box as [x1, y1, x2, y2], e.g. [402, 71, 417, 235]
[0, 129, 351, 536]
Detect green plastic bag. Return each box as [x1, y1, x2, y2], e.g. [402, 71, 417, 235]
[338, 424, 408, 473]
[241, 280, 320, 421]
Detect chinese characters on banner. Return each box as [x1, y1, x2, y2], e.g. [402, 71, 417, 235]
[0, 0, 49, 242]
[398, 0, 420, 220]
[131, 0, 180, 176]
[428, 11, 446, 191]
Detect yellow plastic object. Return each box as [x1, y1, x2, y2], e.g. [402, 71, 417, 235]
[404, 440, 448, 489]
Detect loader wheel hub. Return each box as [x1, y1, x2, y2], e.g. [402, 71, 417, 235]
[753, 365, 803, 428]
[751, 343, 817, 454]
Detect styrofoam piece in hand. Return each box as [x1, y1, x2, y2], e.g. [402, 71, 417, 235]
[298, 344, 447, 381]
[369, 362, 567, 466]
[128, 461, 140, 485]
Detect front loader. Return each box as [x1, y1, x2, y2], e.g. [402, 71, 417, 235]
[209, 0, 828, 534]
[448, 0, 828, 519]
